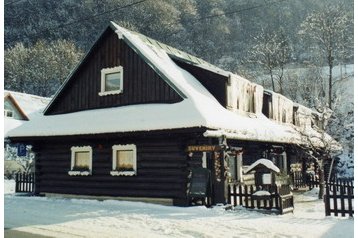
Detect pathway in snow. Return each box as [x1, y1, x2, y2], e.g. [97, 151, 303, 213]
[4, 181, 353, 238]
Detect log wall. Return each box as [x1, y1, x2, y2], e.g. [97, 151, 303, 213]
[33, 131, 208, 205]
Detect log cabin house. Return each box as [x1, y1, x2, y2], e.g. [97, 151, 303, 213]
[7, 22, 341, 206]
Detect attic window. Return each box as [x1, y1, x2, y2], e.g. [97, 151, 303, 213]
[4, 109, 14, 118]
[99, 66, 123, 96]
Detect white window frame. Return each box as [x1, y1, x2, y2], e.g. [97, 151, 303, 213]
[110, 144, 137, 176]
[68, 146, 93, 176]
[99, 66, 123, 96]
[4, 109, 14, 118]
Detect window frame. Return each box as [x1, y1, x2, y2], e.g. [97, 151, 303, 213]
[99, 66, 124, 96]
[68, 146, 93, 176]
[110, 144, 137, 176]
[4, 109, 14, 118]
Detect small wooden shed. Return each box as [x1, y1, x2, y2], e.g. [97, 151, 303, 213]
[245, 159, 280, 186]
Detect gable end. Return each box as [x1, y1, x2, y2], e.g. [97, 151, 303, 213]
[45, 27, 184, 115]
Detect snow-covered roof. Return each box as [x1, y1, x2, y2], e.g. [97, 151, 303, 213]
[5, 23, 341, 151]
[4, 90, 51, 119]
[4, 91, 51, 137]
[4, 118, 24, 137]
[130, 28, 229, 77]
[245, 159, 280, 174]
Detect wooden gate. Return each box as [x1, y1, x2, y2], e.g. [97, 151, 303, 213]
[15, 172, 35, 193]
[325, 178, 354, 217]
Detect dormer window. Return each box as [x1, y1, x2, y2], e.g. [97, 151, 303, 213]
[99, 66, 123, 96]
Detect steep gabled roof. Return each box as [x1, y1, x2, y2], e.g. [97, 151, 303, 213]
[4, 91, 51, 136]
[7, 23, 342, 151]
[4, 92, 28, 120]
[127, 28, 229, 77]
[4, 90, 51, 119]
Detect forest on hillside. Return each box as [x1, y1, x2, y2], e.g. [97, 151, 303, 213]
[4, 0, 354, 175]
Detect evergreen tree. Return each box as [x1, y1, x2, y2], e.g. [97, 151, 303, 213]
[5, 40, 83, 97]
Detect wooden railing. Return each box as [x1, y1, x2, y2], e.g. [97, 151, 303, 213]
[15, 172, 35, 194]
[325, 178, 354, 217]
[227, 184, 294, 214]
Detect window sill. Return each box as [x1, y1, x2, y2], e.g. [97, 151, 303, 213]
[68, 170, 91, 176]
[98, 90, 122, 96]
[110, 170, 136, 176]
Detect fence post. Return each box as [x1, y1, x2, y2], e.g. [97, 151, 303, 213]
[31, 173, 35, 193]
[325, 181, 330, 216]
[15, 173, 19, 192]
[341, 181, 345, 217]
[244, 185, 249, 207]
[347, 182, 353, 217]
[250, 185, 254, 209]
[234, 184, 238, 207]
[227, 184, 231, 205]
[238, 185, 243, 206]
[25, 172, 29, 192]
[332, 181, 338, 216]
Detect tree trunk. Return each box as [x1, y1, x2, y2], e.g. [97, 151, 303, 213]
[270, 69, 275, 92]
[328, 50, 333, 109]
[318, 162, 325, 199]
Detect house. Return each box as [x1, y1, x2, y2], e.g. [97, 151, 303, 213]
[4, 90, 51, 174]
[7, 22, 340, 206]
[4, 90, 51, 134]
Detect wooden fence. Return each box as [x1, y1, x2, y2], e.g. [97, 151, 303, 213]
[15, 172, 35, 193]
[227, 184, 294, 214]
[291, 171, 319, 190]
[325, 179, 354, 217]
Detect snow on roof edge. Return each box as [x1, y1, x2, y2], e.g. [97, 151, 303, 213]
[245, 159, 280, 174]
[7, 22, 342, 151]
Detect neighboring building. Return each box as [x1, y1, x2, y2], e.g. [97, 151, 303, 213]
[7, 22, 340, 205]
[4, 90, 51, 136]
[4, 90, 51, 174]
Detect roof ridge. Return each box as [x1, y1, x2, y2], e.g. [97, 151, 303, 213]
[118, 23, 228, 76]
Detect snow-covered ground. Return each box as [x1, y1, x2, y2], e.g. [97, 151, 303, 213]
[4, 180, 353, 238]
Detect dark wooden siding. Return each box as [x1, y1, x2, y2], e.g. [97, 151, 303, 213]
[173, 60, 227, 107]
[45, 28, 183, 115]
[33, 130, 207, 202]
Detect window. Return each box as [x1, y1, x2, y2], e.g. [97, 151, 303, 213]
[4, 109, 14, 118]
[68, 146, 92, 176]
[270, 151, 287, 174]
[99, 66, 123, 96]
[110, 144, 137, 176]
[225, 152, 243, 183]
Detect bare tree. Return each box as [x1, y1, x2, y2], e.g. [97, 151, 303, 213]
[4, 144, 35, 174]
[247, 28, 291, 94]
[299, 5, 353, 109]
[295, 107, 341, 199]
